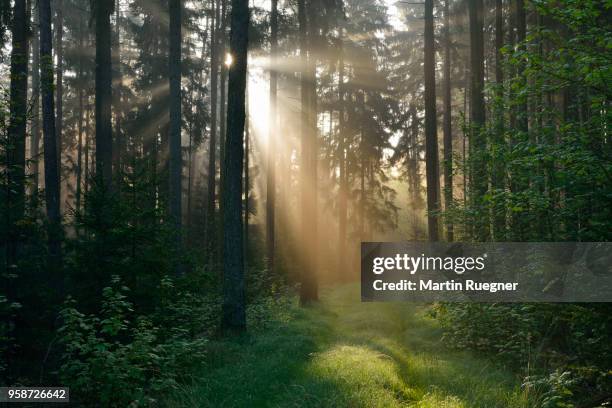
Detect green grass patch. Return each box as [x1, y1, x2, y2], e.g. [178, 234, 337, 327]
[167, 285, 536, 407]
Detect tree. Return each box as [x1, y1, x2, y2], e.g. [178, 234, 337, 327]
[468, 0, 488, 241]
[206, 0, 220, 252]
[337, 25, 347, 272]
[95, 0, 113, 190]
[491, 0, 506, 239]
[169, 0, 183, 267]
[424, 0, 440, 241]
[40, 0, 62, 266]
[55, 0, 63, 179]
[442, 0, 453, 242]
[266, 0, 278, 273]
[221, 0, 249, 333]
[7, 0, 29, 263]
[30, 0, 41, 203]
[298, 0, 318, 304]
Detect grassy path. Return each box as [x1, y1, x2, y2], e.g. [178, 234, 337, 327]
[169, 285, 533, 407]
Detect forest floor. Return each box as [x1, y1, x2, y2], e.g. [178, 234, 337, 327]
[168, 284, 535, 407]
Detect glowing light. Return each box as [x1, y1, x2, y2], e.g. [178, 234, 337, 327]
[225, 53, 234, 67]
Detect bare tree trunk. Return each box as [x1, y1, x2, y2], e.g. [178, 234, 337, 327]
[266, 0, 278, 273]
[7, 0, 29, 267]
[84, 102, 90, 198]
[30, 0, 41, 204]
[54, 0, 63, 194]
[424, 0, 440, 241]
[221, 0, 249, 333]
[468, 0, 489, 241]
[169, 0, 183, 272]
[206, 0, 220, 253]
[113, 0, 123, 177]
[492, 0, 506, 239]
[337, 26, 348, 274]
[298, 0, 318, 304]
[95, 0, 113, 190]
[244, 85, 249, 259]
[76, 18, 84, 213]
[442, 0, 453, 241]
[40, 0, 62, 271]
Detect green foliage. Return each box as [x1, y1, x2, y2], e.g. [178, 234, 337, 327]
[58, 276, 208, 406]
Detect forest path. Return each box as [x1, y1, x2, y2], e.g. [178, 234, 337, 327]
[168, 284, 532, 407]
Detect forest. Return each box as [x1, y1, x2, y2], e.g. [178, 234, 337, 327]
[0, 0, 610, 406]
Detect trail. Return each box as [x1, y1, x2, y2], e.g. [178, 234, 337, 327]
[169, 285, 533, 407]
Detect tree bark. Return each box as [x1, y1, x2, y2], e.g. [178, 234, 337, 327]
[206, 0, 220, 253]
[40, 0, 62, 269]
[424, 0, 440, 242]
[337, 26, 347, 274]
[54, 0, 63, 185]
[221, 0, 249, 333]
[95, 0, 113, 191]
[468, 0, 488, 241]
[492, 0, 506, 239]
[298, 0, 318, 304]
[169, 0, 183, 270]
[7, 0, 29, 267]
[30, 0, 41, 204]
[266, 0, 278, 273]
[442, 0, 453, 242]
[76, 18, 84, 213]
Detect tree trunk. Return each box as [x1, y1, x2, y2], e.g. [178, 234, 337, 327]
[266, 0, 278, 273]
[76, 19, 84, 213]
[7, 0, 29, 266]
[244, 85, 249, 259]
[40, 0, 62, 270]
[298, 0, 318, 304]
[442, 0, 453, 242]
[169, 0, 183, 271]
[424, 0, 440, 242]
[54, 0, 63, 190]
[492, 0, 506, 239]
[95, 0, 113, 191]
[30, 0, 41, 204]
[337, 27, 347, 274]
[468, 0, 488, 241]
[206, 0, 220, 253]
[221, 0, 249, 333]
[112, 0, 123, 177]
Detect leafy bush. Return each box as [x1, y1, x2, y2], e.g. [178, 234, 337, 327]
[58, 276, 208, 406]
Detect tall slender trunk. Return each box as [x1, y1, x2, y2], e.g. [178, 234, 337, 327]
[54, 0, 63, 190]
[169, 0, 183, 271]
[424, 0, 440, 242]
[492, 0, 506, 239]
[337, 27, 347, 274]
[266, 0, 278, 272]
[442, 0, 453, 242]
[84, 102, 90, 198]
[244, 86, 249, 259]
[76, 20, 84, 212]
[221, 0, 249, 333]
[206, 0, 220, 253]
[298, 0, 318, 304]
[468, 0, 488, 241]
[40, 0, 62, 270]
[95, 0, 113, 190]
[30, 0, 41, 204]
[113, 0, 123, 176]
[510, 0, 528, 239]
[7, 0, 29, 267]
[218, 0, 228, 251]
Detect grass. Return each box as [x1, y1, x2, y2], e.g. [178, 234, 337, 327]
[167, 284, 536, 407]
